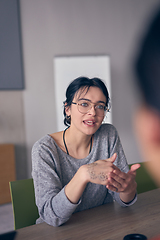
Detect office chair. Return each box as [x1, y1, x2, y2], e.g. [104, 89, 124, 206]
[129, 162, 158, 194]
[9, 178, 39, 230]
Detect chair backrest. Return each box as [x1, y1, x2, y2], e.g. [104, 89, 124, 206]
[9, 178, 39, 230]
[129, 162, 158, 194]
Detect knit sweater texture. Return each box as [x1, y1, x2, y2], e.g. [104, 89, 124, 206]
[32, 124, 137, 226]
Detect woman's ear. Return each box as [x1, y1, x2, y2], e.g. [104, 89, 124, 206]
[65, 103, 71, 117]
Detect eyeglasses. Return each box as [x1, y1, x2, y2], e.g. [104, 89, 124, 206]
[72, 99, 109, 116]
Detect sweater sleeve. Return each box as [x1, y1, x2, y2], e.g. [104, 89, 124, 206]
[104, 124, 137, 206]
[32, 138, 80, 227]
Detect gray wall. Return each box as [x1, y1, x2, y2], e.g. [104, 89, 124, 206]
[1, 0, 160, 179]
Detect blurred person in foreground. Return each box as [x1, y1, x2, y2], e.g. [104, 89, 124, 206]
[135, 8, 160, 188]
[135, 8, 160, 240]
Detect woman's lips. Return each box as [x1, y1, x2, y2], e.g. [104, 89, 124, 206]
[83, 120, 96, 126]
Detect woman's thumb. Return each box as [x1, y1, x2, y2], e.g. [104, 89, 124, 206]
[129, 163, 141, 175]
[108, 153, 117, 162]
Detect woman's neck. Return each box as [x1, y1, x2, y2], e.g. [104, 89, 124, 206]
[64, 127, 93, 159]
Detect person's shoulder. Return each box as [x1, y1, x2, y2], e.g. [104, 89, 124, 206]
[96, 124, 119, 140]
[99, 123, 118, 134]
[50, 131, 62, 146]
[32, 134, 55, 153]
[95, 124, 120, 150]
[96, 124, 118, 140]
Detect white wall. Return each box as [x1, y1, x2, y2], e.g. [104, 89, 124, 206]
[1, 0, 160, 178]
[21, 0, 160, 177]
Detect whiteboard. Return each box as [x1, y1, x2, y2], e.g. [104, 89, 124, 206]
[54, 56, 112, 131]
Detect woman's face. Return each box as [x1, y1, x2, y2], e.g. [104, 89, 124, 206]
[66, 86, 107, 136]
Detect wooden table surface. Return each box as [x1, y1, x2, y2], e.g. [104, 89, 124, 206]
[14, 189, 160, 240]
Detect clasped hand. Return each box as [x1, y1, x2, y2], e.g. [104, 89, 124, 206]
[87, 153, 140, 195]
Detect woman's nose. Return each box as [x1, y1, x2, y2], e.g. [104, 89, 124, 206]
[88, 105, 96, 116]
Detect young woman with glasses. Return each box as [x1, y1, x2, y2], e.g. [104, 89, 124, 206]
[32, 76, 140, 227]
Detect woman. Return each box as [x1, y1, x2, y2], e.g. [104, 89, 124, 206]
[32, 76, 140, 227]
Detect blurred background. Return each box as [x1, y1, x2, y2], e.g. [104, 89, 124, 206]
[1, 0, 160, 181]
[1, 0, 160, 234]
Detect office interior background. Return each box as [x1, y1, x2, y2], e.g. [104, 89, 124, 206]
[0, 0, 160, 180]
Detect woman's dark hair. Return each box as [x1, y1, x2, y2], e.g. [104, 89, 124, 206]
[63, 76, 110, 126]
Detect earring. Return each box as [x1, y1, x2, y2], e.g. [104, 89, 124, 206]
[66, 115, 71, 120]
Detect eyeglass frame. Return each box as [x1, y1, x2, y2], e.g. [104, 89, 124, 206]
[71, 99, 109, 116]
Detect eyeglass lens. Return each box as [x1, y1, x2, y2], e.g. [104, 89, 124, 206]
[77, 100, 107, 116]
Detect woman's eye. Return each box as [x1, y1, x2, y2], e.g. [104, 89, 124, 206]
[81, 102, 89, 107]
[97, 105, 104, 110]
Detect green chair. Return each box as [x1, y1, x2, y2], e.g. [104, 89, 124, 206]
[129, 162, 158, 194]
[9, 178, 39, 230]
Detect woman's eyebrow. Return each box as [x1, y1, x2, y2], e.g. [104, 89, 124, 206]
[98, 100, 106, 104]
[78, 98, 91, 101]
[78, 98, 106, 104]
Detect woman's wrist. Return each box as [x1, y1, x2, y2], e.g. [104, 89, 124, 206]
[79, 164, 90, 184]
[65, 165, 88, 204]
[119, 187, 137, 204]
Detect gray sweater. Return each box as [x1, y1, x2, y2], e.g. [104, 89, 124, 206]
[32, 124, 137, 227]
